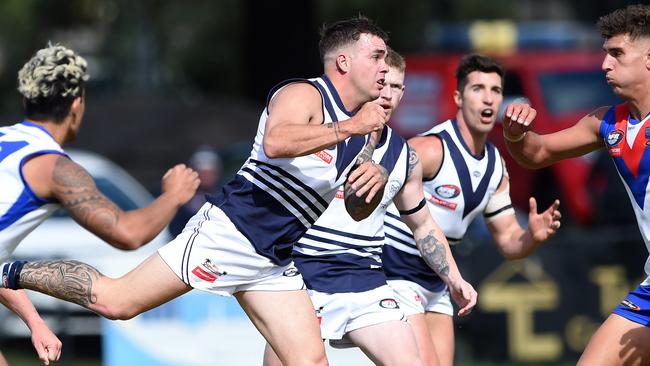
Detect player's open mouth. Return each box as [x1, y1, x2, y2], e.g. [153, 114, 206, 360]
[480, 109, 494, 119]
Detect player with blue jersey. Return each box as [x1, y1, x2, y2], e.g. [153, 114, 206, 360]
[0, 17, 451, 366]
[0, 44, 200, 365]
[504, 5, 650, 365]
[383, 54, 562, 366]
[262, 49, 477, 366]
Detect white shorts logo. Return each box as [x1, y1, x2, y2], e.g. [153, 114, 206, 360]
[379, 298, 399, 309]
[283, 267, 300, 277]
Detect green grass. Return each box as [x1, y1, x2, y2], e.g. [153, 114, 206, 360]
[3, 350, 100, 366]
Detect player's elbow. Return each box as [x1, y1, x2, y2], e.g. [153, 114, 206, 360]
[496, 243, 525, 260]
[100, 304, 140, 321]
[263, 137, 289, 159]
[109, 231, 146, 251]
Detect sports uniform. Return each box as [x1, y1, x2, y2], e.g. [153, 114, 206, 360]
[0, 121, 66, 262]
[292, 125, 409, 340]
[599, 102, 650, 326]
[383, 119, 505, 315]
[158, 75, 371, 296]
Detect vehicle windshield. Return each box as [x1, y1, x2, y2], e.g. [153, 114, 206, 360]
[538, 70, 619, 117]
[52, 177, 141, 217]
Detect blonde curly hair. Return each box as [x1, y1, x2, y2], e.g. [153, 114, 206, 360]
[18, 43, 89, 101]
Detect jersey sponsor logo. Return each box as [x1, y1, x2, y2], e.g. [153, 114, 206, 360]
[314, 150, 333, 164]
[283, 267, 300, 277]
[429, 195, 458, 210]
[335, 187, 344, 199]
[315, 306, 324, 324]
[606, 129, 624, 147]
[379, 298, 399, 309]
[192, 266, 217, 283]
[620, 299, 640, 311]
[192, 259, 227, 283]
[434, 184, 461, 199]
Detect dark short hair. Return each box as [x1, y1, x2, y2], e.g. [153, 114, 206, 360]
[455, 54, 504, 92]
[385, 46, 405, 73]
[319, 15, 388, 63]
[597, 4, 650, 40]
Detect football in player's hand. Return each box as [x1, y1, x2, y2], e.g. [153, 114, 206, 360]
[344, 181, 384, 221]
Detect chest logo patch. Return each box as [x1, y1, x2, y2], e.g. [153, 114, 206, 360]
[435, 184, 461, 199]
[606, 129, 624, 147]
[314, 150, 333, 164]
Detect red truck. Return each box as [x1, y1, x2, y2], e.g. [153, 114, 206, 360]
[392, 51, 623, 225]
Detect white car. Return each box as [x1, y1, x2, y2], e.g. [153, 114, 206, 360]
[0, 149, 171, 337]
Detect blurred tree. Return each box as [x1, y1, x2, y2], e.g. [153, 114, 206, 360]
[318, 0, 431, 52]
[242, 0, 318, 101]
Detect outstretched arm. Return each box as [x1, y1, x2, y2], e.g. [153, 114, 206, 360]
[503, 104, 607, 169]
[393, 147, 477, 316]
[0, 289, 61, 365]
[485, 167, 562, 259]
[23, 154, 200, 250]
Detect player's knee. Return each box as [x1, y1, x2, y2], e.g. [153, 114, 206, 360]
[285, 352, 328, 366]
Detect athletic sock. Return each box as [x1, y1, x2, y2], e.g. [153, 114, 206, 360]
[1, 261, 27, 289]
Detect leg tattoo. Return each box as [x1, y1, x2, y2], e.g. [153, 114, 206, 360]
[18, 260, 102, 308]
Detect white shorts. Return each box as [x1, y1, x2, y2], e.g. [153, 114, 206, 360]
[309, 285, 406, 341]
[158, 203, 305, 296]
[387, 280, 453, 316]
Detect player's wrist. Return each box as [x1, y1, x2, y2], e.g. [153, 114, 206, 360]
[503, 130, 527, 142]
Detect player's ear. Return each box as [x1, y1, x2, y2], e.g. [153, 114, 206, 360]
[336, 53, 350, 73]
[453, 89, 462, 108]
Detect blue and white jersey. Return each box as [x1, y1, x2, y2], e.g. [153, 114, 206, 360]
[293, 126, 409, 293]
[383, 119, 504, 291]
[599, 103, 650, 285]
[208, 75, 369, 266]
[0, 121, 66, 261]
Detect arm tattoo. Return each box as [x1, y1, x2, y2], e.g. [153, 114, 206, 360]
[18, 260, 102, 308]
[52, 156, 120, 240]
[415, 230, 450, 277]
[354, 141, 375, 166]
[407, 146, 420, 179]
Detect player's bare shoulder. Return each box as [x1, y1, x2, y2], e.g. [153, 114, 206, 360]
[267, 82, 323, 124]
[408, 135, 442, 179]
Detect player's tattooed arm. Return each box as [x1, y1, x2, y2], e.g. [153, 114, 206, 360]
[51, 156, 120, 242]
[407, 145, 420, 179]
[354, 140, 376, 166]
[18, 260, 102, 308]
[415, 230, 450, 277]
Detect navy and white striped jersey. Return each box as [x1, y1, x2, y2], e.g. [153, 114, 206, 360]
[383, 119, 504, 291]
[292, 126, 409, 293]
[208, 75, 369, 266]
[0, 121, 66, 261]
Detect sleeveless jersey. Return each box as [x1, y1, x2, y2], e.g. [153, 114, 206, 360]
[599, 103, 650, 285]
[382, 119, 504, 291]
[0, 121, 66, 261]
[208, 75, 369, 266]
[292, 125, 409, 293]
